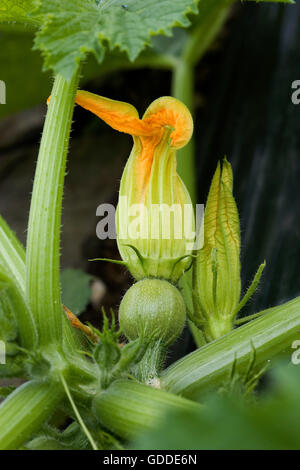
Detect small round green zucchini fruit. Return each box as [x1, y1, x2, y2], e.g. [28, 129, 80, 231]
[119, 278, 186, 346]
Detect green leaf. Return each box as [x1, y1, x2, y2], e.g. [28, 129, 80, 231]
[0, 0, 40, 28]
[32, 0, 198, 79]
[61, 269, 92, 316]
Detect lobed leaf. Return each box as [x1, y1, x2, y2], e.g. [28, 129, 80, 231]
[32, 0, 198, 79]
[0, 0, 40, 28]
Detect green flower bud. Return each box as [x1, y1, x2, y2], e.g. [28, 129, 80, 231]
[194, 159, 240, 341]
[119, 279, 186, 346]
[193, 159, 265, 342]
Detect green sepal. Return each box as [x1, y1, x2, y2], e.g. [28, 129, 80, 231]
[89, 258, 127, 267]
[233, 261, 266, 319]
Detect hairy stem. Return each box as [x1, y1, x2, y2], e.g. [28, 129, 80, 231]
[26, 71, 80, 347]
[161, 296, 300, 398]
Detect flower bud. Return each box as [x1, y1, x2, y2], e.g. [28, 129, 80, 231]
[193, 159, 241, 341]
[193, 159, 266, 342]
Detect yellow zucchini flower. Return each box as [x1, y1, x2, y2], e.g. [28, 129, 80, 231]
[75, 91, 195, 283]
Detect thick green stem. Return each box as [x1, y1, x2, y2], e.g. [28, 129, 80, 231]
[26, 71, 80, 347]
[92, 379, 201, 440]
[161, 296, 300, 399]
[184, 0, 235, 68]
[0, 380, 64, 449]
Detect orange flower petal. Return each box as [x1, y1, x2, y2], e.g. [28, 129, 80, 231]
[75, 92, 193, 197]
[75, 90, 150, 136]
[142, 96, 193, 149]
[75, 92, 193, 148]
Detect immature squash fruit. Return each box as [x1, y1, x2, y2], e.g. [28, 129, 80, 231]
[119, 279, 186, 346]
